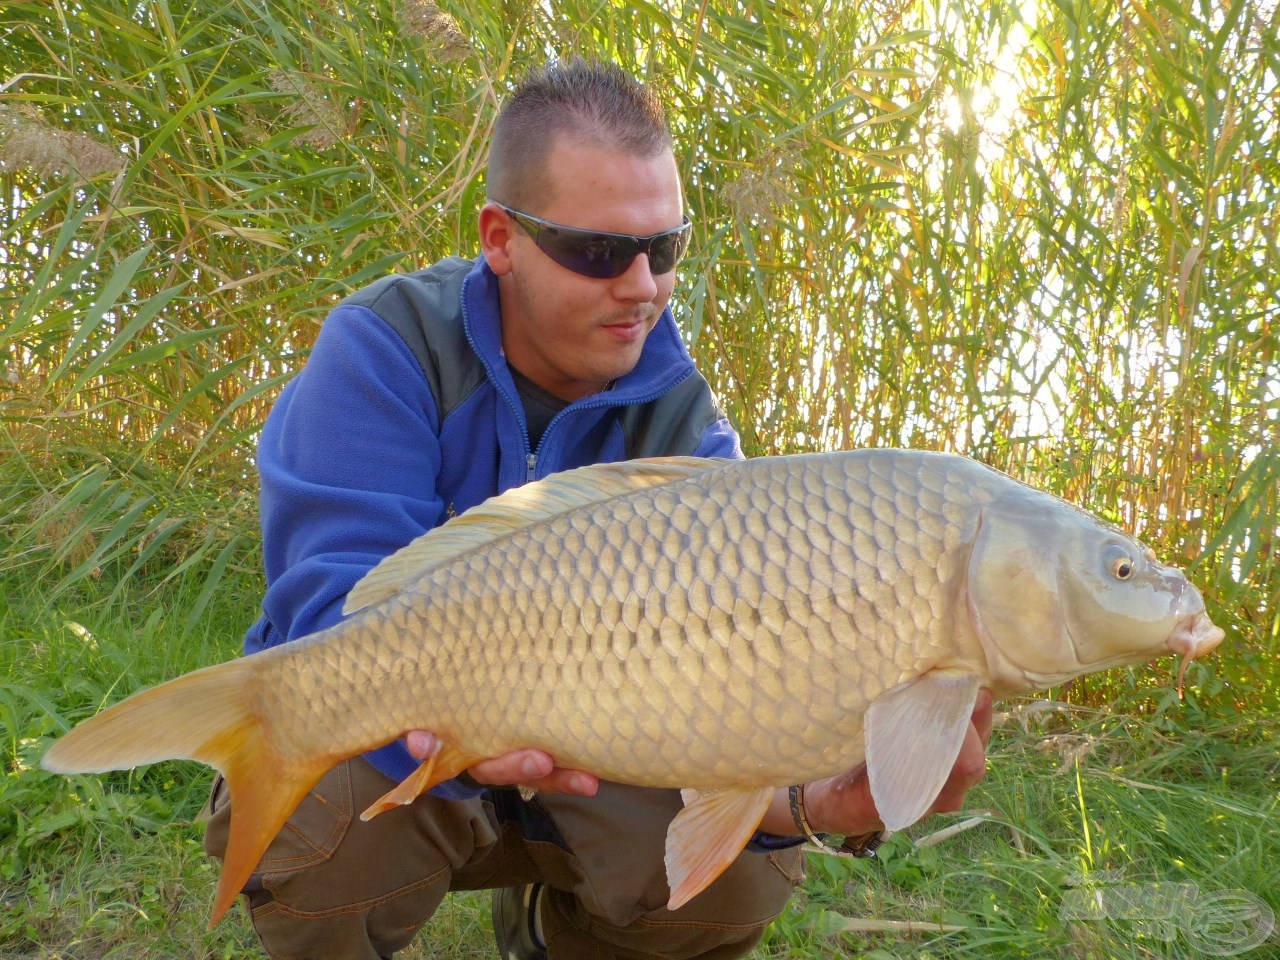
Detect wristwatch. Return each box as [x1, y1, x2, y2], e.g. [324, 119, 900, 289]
[838, 828, 888, 858]
[788, 783, 888, 859]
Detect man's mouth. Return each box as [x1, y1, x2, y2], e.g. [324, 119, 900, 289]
[601, 315, 650, 341]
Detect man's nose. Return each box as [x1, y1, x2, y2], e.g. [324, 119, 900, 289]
[610, 253, 659, 300]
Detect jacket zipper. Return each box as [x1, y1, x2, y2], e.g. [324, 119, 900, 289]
[523, 373, 694, 482]
[460, 290, 541, 483]
[459, 277, 693, 486]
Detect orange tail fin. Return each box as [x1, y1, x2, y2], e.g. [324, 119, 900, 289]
[42, 658, 332, 926]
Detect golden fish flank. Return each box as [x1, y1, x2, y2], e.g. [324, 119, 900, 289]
[42, 449, 1224, 925]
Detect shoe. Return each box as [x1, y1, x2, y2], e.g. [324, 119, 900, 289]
[492, 883, 547, 960]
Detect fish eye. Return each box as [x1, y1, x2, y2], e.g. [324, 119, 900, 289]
[1102, 542, 1137, 581]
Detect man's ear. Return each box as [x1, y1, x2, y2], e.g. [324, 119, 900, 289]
[478, 202, 515, 275]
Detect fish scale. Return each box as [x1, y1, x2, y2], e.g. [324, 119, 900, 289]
[42, 448, 1224, 922]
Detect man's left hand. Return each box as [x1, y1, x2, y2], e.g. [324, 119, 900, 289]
[758, 688, 994, 838]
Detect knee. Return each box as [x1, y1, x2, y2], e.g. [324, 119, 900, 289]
[545, 847, 803, 959]
[699, 844, 803, 922]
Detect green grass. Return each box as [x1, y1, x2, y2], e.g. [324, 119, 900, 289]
[0, 561, 493, 960]
[769, 707, 1280, 959]
[3, 566, 1276, 960]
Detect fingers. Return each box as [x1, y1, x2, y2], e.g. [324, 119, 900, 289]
[404, 729, 440, 760]
[466, 749, 551, 784]
[927, 696, 992, 815]
[469, 749, 599, 796]
[971, 687, 994, 748]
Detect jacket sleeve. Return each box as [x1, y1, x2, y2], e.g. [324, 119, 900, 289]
[248, 305, 480, 798]
[253, 305, 445, 644]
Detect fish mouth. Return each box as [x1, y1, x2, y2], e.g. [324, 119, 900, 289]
[1167, 611, 1225, 692]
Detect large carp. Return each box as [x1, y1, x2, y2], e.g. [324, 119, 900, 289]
[43, 450, 1223, 923]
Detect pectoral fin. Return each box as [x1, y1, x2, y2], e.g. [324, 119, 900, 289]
[360, 742, 482, 820]
[864, 670, 981, 831]
[664, 786, 775, 911]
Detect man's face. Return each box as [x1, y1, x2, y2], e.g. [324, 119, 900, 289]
[482, 138, 685, 402]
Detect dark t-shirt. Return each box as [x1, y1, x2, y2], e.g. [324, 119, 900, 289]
[508, 363, 571, 450]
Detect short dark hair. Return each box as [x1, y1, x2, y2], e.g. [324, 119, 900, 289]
[487, 58, 673, 210]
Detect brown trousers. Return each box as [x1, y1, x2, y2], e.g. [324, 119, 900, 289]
[203, 758, 804, 960]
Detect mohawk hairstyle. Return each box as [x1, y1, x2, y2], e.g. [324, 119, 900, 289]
[487, 58, 673, 211]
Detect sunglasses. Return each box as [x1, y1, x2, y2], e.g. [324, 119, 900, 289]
[499, 205, 692, 279]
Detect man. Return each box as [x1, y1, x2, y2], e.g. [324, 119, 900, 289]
[205, 58, 992, 959]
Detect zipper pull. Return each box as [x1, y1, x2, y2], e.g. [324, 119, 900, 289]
[526, 453, 537, 482]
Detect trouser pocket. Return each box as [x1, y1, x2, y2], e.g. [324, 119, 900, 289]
[202, 758, 501, 959]
[203, 762, 354, 879]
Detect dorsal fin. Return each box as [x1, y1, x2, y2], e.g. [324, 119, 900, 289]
[343, 456, 730, 614]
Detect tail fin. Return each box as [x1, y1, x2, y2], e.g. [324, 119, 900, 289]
[42, 658, 331, 926]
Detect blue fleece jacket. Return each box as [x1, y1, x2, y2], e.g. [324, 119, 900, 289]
[244, 257, 742, 794]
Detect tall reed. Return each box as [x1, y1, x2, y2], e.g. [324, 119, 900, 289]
[1, 0, 1275, 693]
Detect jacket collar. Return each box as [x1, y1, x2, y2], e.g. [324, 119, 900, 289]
[460, 257, 696, 407]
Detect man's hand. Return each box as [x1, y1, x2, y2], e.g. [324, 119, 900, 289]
[403, 730, 600, 797]
[758, 688, 994, 838]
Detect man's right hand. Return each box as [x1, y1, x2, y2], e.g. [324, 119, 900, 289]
[404, 730, 600, 797]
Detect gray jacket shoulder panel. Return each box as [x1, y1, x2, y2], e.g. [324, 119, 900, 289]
[618, 368, 726, 458]
[343, 257, 483, 421]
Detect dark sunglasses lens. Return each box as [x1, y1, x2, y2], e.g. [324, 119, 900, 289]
[646, 227, 691, 274]
[539, 231, 637, 279]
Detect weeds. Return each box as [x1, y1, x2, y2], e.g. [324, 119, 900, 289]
[2, 0, 1277, 639]
[757, 700, 1279, 959]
